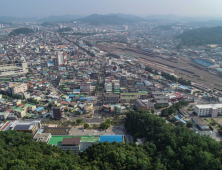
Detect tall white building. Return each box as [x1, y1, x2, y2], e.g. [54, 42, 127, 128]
[57, 52, 64, 66]
[57, 52, 67, 66]
[194, 104, 222, 117]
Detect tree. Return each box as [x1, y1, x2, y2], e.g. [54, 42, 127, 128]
[151, 109, 155, 114]
[105, 119, 111, 124]
[100, 122, 110, 130]
[76, 118, 83, 125]
[84, 123, 89, 129]
[186, 121, 194, 128]
[3, 119, 7, 123]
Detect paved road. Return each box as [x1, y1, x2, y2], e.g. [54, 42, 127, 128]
[94, 59, 105, 118]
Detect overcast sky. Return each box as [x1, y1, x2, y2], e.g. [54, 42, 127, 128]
[1, 0, 222, 17]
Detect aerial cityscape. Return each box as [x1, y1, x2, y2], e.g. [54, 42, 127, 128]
[2, 0, 222, 169]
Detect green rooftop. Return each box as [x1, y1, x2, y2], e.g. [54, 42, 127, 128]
[48, 135, 99, 146]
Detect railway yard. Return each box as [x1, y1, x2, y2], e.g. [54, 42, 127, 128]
[96, 44, 222, 93]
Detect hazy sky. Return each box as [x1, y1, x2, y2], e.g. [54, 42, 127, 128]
[1, 0, 222, 17]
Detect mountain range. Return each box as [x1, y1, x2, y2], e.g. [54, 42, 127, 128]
[76, 14, 146, 25]
[37, 14, 84, 22]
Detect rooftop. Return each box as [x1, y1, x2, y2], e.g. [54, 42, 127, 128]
[100, 135, 123, 143]
[48, 135, 99, 146]
[196, 104, 222, 109]
[33, 133, 51, 142]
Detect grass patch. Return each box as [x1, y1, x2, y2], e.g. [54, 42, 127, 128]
[111, 118, 124, 126]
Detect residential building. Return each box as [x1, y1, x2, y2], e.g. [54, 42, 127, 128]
[104, 94, 119, 104]
[105, 83, 112, 92]
[8, 83, 28, 94]
[52, 107, 64, 120]
[115, 104, 122, 114]
[154, 96, 169, 101]
[0, 112, 10, 120]
[12, 105, 27, 118]
[120, 92, 148, 103]
[134, 99, 154, 110]
[194, 104, 222, 117]
[151, 91, 164, 97]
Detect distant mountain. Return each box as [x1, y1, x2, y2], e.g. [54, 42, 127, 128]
[154, 25, 173, 31]
[37, 15, 83, 22]
[77, 14, 146, 25]
[0, 16, 37, 22]
[144, 15, 222, 23]
[41, 22, 58, 27]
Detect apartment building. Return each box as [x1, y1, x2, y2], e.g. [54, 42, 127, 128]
[8, 83, 28, 95]
[105, 83, 112, 92]
[52, 107, 64, 120]
[120, 92, 148, 103]
[104, 94, 119, 104]
[80, 84, 91, 93]
[194, 104, 222, 117]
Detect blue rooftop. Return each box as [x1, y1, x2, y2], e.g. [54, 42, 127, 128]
[100, 135, 123, 143]
[174, 116, 180, 120]
[35, 107, 44, 112]
[178, 85, 190, 90]
[66, 98, 71, 102]
[192, 58, 215, 67]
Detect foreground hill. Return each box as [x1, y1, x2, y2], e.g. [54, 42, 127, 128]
[178, 26, 222, 46]
[77, 14, 146, 25]
[0, 130, 153, 169]
[2, 108, 222, 169]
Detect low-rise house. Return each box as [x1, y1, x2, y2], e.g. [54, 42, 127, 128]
[134, 99, 154, 110]
[192, 116, 209, 130]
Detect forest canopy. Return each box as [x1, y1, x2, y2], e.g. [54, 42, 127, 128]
[178, 26, 222, 46]
[125, 109, 222, 170]
[9, 28, 34, 36]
